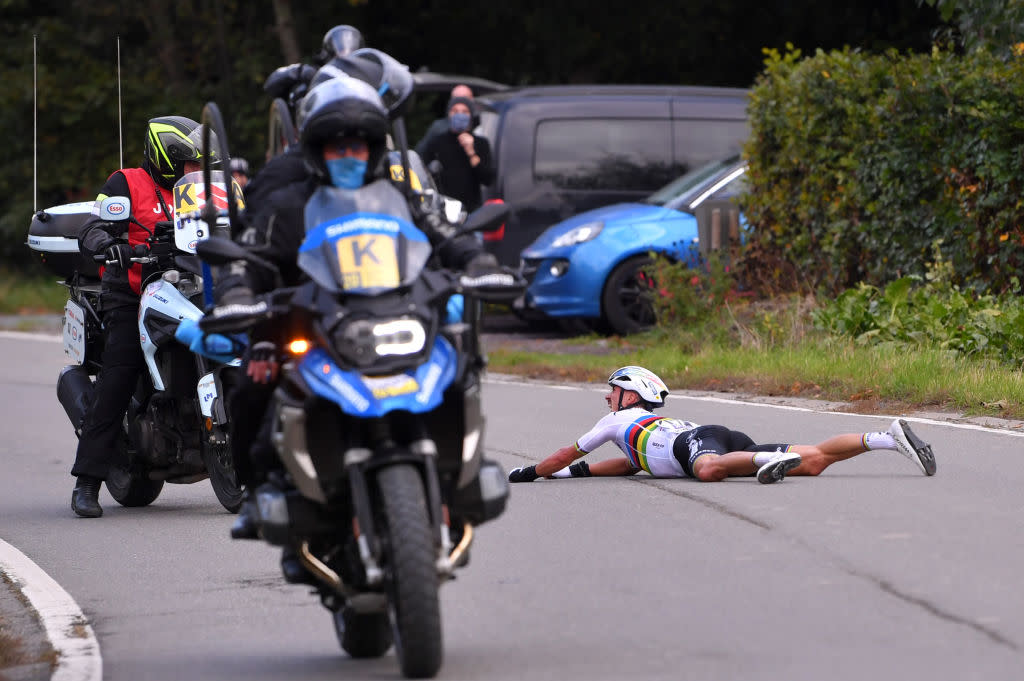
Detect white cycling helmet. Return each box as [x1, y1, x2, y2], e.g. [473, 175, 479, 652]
[607, 366, 669, 408]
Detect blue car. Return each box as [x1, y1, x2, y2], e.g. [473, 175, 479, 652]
[518, 157, 748, 335]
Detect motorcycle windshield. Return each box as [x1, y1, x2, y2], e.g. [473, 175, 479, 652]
[299, 181, 432, 295]
[172, 170, 245, 253]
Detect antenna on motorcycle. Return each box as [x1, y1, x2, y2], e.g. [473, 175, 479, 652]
[32, 34, 37, 212]
[117, 35, 123, 169]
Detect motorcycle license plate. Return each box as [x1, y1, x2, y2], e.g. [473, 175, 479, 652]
[63, 299, 86, 364]
[197, 372, 218, 419]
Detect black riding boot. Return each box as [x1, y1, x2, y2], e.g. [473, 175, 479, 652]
[71, 475, 103, 518]
[230, 490, 260, 539]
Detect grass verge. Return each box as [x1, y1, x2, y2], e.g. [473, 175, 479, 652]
[0, 268, 67, 315]
[486, 334, 1024, 421]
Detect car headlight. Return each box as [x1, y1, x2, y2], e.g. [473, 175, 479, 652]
[550, 221, 603, 248]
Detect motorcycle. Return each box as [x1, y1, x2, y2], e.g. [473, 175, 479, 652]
[197, 180, 523, 678]
[42, 170, 245, 512]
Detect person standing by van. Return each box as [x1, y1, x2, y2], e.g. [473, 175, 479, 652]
[414, 84, 476, 156]
[419, 94, 494, 212]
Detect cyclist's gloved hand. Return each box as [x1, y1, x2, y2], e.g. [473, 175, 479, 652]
[508, 465, 539, 483]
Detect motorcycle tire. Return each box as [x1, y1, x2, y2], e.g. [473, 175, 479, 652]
[203, 442, 243, 513]
[105, 427, 163, 507]
[105, 464, 163, 507]
[268, 97, 297, 159]
[333, 607, 393, 659]
[377, 464, 443, 679]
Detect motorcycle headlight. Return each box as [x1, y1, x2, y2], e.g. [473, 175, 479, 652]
[550, 221, 603, 248]
[373, 319, 426, 356]
[334, 317, 427, 367]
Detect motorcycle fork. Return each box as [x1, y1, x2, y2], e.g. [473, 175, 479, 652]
[344, 420, 450, 585]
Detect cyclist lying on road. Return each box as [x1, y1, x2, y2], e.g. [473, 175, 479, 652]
[508, 366, 937, 484]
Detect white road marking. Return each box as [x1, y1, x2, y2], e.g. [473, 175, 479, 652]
[0, 538, 102, 681]
[485, 374, 1024, 438]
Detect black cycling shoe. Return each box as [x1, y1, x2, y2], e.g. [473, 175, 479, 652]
[71, 476, 103, 518]
[230, 498, 260, 540]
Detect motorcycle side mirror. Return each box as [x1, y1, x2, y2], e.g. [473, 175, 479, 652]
[97, 196, 131, 222]
[461, 201, 510, 234]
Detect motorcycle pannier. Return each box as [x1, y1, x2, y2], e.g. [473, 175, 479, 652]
[27, 202, 101, 278]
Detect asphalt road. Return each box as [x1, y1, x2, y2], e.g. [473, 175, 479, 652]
[2, 332, 1024, 681]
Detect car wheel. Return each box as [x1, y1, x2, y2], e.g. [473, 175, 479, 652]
[600, 255, 657, 336]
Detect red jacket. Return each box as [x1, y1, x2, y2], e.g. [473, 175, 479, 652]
[80, 167, 174, 299]
[120, 167, 173, 294]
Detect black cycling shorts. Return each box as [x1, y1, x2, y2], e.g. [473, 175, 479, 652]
[672, 425, 789, 477]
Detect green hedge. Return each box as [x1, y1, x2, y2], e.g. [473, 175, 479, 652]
[742, 44, 1024, 296]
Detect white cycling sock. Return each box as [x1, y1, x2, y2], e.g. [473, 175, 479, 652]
[862, 432, 897, 451]
[752, 451, 785, 466]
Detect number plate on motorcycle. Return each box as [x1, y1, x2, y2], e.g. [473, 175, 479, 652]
[337, 234, 400, 290]
[63, 299, 86, 364]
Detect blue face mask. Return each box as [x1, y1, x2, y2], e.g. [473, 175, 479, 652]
[325, 157, 367, 189]
[449, 112, 471, 133]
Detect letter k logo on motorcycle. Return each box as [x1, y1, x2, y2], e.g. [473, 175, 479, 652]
[338, 234, 399, 290]
[174, 183, 197, 213]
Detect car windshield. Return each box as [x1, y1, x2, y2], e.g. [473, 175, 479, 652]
[642, 157, 741, 207]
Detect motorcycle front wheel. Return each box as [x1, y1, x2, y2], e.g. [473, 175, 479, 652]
[203, 442, 243, 513]
[377, 463, 442, 679]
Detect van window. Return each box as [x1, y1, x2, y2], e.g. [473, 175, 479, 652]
[672, 119, 749, 173]
[533, 118, 674, 192]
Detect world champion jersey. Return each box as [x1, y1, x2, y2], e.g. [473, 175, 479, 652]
[575, 407, 698, 477]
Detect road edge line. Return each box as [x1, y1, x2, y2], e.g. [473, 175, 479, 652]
[0, 538, 102, 681]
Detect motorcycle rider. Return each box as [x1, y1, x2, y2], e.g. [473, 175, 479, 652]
[70, 115, 215, 518]
[246, 24, 365, 209]
[216, 72, 505, 556]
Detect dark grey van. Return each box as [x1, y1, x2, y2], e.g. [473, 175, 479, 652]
[474, 85, 750, 266]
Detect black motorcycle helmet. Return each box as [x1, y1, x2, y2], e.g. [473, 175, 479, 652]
[143, 116, 219, 190]
[349, 48, 415, 120]
[308, 50, 414, 121]
[317, 25, 364, 63]
[297, 76, 389, 185]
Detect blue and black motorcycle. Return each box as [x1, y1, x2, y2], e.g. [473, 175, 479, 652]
[197, 171, 521, 678]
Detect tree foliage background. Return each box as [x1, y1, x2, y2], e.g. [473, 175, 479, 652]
[1, 0, 942, 270]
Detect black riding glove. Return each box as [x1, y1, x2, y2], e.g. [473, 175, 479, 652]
[250, 340, 278, 364]
[104, 243, 142, 270]
[508, 465, 539, 483]
[465, 252, 500, 276]
[216, 285, 255, 307]
[568, 461, 592, 477]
